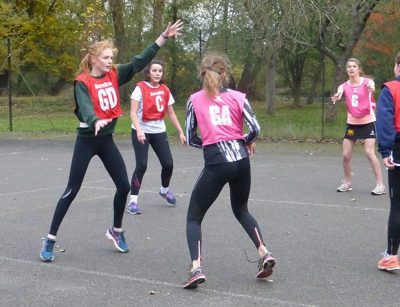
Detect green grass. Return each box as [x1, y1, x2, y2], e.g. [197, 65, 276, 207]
[0, 96, 348, 142]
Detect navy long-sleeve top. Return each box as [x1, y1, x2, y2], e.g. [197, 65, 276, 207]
[376, 76, 400, 159]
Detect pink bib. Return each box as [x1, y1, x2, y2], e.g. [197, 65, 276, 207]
[343, 78, 371, 118]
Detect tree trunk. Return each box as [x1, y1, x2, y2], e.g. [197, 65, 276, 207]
[152, 0, 165, 38]
[326, 58, 347, 122]
[133, 0, 144, 53]
[109, 0, 130, 101]
[49, 78, 67, 96]
[306, 61, 323, 105]
[237, 51, 262, 95]
[293, 85, 301, 107]
[0, 72, 8, 91]
[221, 0, 230, 53]
[168, 2, 178, 97]
[109, 0, 127, 62]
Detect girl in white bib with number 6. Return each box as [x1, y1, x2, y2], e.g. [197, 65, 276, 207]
[331, 57, 385, 195]
[127, 60, 186, 215]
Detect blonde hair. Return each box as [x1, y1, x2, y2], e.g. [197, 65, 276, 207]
[200, 53, 230, 97]
[76, 38, 118, 76]
[346, 57, 363, 74]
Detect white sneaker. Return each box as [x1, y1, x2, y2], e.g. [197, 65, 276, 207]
[337, 182, 352, 192]
[371, 184, 386, 195]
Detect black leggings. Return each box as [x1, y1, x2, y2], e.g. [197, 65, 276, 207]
[49, 135, 130, 236]
[130, 130, 173, 195]
[186, 158, 265, 261]
[387, 167, 400, 255]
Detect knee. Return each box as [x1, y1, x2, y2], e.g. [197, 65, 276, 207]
[119, 181, 130, 196]
[342, 152, 352, 163]
[232, 206, 248, 220]
[60, 186, 79, 202]
[186, 208, 204, 224]
[115, 178, 130, 196]
[364, 150, 376, 161]
[162, 160, 173, 173]
[135, 162, 147, 175]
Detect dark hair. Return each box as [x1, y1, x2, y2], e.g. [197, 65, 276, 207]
[396, 52, 400, 65]
[143, 60, 165, 83]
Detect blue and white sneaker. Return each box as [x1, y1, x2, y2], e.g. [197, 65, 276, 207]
[106, 228, 129, 253]
[40, 238, 56, 262]
[159, 191, 177, 206]
[127, 201, 141, 215]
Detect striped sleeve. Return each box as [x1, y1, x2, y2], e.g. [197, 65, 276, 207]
[242, 99, 260, 144]
[185, 98, 203, 148]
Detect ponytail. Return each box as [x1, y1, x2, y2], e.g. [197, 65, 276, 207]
[76, 38, 117, 77]
[199, 53, 230, 97]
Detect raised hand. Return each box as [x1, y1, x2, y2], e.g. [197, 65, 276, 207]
[163, 19, 183, 38]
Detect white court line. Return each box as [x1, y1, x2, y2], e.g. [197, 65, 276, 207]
[0, 167, 201, 198]
[0, 185, 67, 197]
[0, 162, 387, 216]
[0, 195, 112, 217]
[0, 256, 315, 307]
[0, 189, 388, 217]
[249, 198, 388, 212]
[0, 189, 175, 217]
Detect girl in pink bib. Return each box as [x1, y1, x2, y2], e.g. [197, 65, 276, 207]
[331, 57, 385, 195]
[183, 53, 275, 289]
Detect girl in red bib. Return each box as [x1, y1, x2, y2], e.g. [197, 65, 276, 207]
[127, 60, 186, 215]
[39, 21, 183, 262]
[331, 58, 385, 195]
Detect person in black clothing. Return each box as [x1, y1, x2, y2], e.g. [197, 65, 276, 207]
[376, 52, 400, 271]
[39, 20, 183, 262]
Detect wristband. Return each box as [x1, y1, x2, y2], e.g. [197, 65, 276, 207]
[161, 33, 169, 40]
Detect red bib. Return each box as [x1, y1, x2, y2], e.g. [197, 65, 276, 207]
[137, 81, 170, 121]
[75, 68, 122, 119]
[384, 80, 400, 132]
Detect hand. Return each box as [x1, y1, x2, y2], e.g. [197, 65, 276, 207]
[163, 19, 183, 38]
[331, 92, 342, 104]
[247, 143, 256, 157]
[137, 130, 146, 144]
[94, 119, 112, 136]
[383, 156, 396, 170]
[179, 132, 187, 145]
[366, 82, 374, 93]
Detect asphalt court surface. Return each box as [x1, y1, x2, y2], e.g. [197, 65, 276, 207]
[1, 136, 400, 306]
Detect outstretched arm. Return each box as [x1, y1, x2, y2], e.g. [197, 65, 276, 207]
[155, 19, 184, 47]
[117, 20, 184, 86]
[331, 84, 344, 104]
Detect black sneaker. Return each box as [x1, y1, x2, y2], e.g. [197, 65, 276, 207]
[256, 252, 276, 278]
[182, 266, 206, 289]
